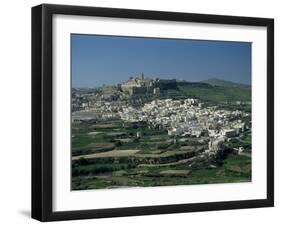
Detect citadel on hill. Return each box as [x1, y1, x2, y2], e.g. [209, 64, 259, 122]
[120, 73, 177, 96]
[72, 74, 251, 112]
[72, 74, 179, 108]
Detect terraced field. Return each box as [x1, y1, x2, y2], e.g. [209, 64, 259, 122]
[72, 119, 251, 190]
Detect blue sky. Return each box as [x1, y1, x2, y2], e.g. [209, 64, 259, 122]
[71, 34, 251, 88]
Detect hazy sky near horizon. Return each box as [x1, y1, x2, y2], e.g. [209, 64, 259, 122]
[72, 34, 251, 88]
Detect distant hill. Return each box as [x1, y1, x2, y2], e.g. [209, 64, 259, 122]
[159, 79, 251, 103]
[200, 78, 250, 88]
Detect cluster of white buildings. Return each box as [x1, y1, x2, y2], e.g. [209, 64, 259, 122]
[73, 92, 250, 143]
[120, 98, 250, 139]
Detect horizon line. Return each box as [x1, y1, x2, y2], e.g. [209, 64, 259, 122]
[72, 76, 251, 89]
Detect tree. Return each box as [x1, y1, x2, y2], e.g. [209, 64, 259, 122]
[115, 140, 122, 147]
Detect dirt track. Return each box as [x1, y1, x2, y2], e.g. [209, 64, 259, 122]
[72, 149, 140, 160]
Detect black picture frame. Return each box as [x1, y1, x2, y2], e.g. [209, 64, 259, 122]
[32, 3, 274, 222]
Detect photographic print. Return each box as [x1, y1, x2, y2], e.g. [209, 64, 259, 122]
[32, 4, 274, 221]
[71, 34, 252, 190]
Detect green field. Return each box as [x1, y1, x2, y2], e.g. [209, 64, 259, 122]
[164, 82, 251, 103]
[72, 152, 251, 190]
[72, 118, 251, 190]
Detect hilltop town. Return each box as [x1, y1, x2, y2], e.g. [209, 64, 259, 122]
[72, 73, 177, 110]
[71, 75, 252, 190]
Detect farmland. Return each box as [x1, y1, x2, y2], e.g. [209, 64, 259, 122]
[72, 118, 251, 190]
